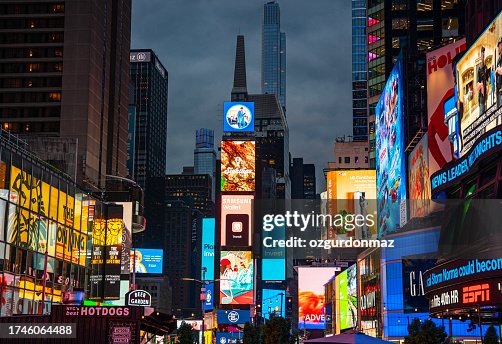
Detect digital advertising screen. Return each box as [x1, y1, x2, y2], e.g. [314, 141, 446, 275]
[337, 265, 357, 331]
[402, 256, 437, 313]
[298, 267, 340, 330]
[223, 102, 255, 133]
[130, 248, 163, 274]
[427, 39, 466, 172]
[177, 320, 203, 331]
[262, 289, 286, 319]
[375, 56, 407, 237]
[203, 282, 214, 311]
[219, 251, 254, 305]
[262, 222, 286, 281]
[326, 170, 377, 238]
[220, 140, 255, 192]
[455, 12, 502, 156]
[408, 136, 432, 219]
[220, 195, 253, 247]
[202, 218, 215, 280]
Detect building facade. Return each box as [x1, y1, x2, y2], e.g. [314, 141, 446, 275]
[0, 0, 131, 185]
[333, 138, 370, 170]
[262, 1, 286, 109]
[194, 128, 216, 202]
[290, 157, 316, 199]
[352, 0, 369, 142]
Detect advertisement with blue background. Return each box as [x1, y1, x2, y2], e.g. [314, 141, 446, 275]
[130, 248, 163, 274]
[203, 282, 214, 311]
[262, 224, 286, 281]
[262, 289, 286, 319]
[216, 332, 243, 344]
[217, 310, 251, 324]
[376, 55, 407, 237]
[202, 218, 215, 280]
[223, 102, 254, 132]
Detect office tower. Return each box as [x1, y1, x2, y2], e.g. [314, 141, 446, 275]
[165, 173, 214, 217]
[366, 0, 465, 167]
[465, 1, 502, 44]
[0, 1, 131, 185]
[129, 49, 168, 190]
[194, 128, 216, 202]
[352, 0, 368, 142]
[262, 1, 286, 109]
[290, 158, 316, 199]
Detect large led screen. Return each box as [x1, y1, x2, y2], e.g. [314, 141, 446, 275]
[338, 265, 357, 331]
[130, 248, 163, 274]
[427, 39, 466, 172]
[298, 267, 339, 330]
[220, 195, 253, 247]
[219, 251, 254, 305]
[223, 102, 255, 133]
[326, 170, 377, 238]
[262, 289, 286, 319]
[455, 13, 502, 156]
[408, 136, 432, 219]
[375, 56, 407, 237]
[221, 141, 255, 192]
[202, 218, 215, 280]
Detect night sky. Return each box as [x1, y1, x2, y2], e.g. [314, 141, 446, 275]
[131, 0, 352, 192]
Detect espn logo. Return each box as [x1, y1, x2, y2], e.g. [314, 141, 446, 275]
[462, 284, 490, 304]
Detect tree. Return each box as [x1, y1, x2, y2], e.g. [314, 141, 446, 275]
[404, 318, 449, 344]
[177, 322, 195, 344]
[262, 316, 291, 344]
[484, 325, 500, 344]
[243, 322, 261, 344]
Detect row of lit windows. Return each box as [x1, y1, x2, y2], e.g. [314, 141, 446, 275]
[0, 62, 62, 73]
[2, 122, 59, 134]
[0, 76, 62, 88]
[0, 32, 64, 44]
[0, 18, 64, 30]
[0, 3, 64, 15]
[0, 47, 63, 59]
[1, 91, 61, 103]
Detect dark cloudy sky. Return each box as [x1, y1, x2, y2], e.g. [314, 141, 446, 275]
[131, 0, 352, 192]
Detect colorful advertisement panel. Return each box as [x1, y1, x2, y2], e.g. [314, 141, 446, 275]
[216, 332, 243, 344]
[337, 265, 357, 331]
[202, 218, 215, 280]
[408, 136, 432, 218]
[224, 102, 254, 133]
[177, 320, 203, 331]
[298, 267, 339, 330]
[220, 195, 253, 247]
[262, 289, 286, 319]
[219, 251, 254, 305]
[103, 204, 123, 300]
[130, 248, 163, 274]
[221, 140, 255, 192]
[326, 170, 377, 238]
[262, 222, 286, 281]
[402, 256, 437, 313]
[455, 13, 502, 157]
[375, 56, 407, 237]
[116, 202, 133, 275]
[427, 39, 467, 172]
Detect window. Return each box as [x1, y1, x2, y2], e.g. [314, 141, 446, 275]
[49, 92, 61, 101]
[417, 0, 433, 11]
[365, 156, 369, 163]
[345, 157, 350, 164]
[355, 156, 359, 164]
[338, 157, 342, 164]
[28, 63, 40, 72]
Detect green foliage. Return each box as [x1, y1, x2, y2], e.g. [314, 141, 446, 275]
[484, 325, 500, 344]
[243, 322, 261, 344]
[177, 322, 195, 344]
[262, 316, 291, 344]
[404, 318, 449, 344]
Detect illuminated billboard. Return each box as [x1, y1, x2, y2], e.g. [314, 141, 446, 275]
[455, 13, 502, 156]
[326, 170, 377, 238]
[262, 222, 285, 281]
[224, 102, 254, 132]
[202, 218, 215, 280]
[220, 195, 253, 247]
[221, 140, 255, 192]
[219, 251, 254, 305]
[130, 248, 163, 274]
[427, 39, 466, 173]
[298, 267, 340, 330]
[177, 320, 203, 331]
[375, 56, 407, 236]
[262, 289, 286, 319]
[408, 136, 432, 219]
[337, 265, 357, 331]
[402, 257, 436, 313]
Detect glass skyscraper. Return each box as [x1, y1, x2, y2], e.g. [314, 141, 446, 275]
[352, 0, 368, 142]
[262, 1, 286, 109]
[194, 128, 216, 202]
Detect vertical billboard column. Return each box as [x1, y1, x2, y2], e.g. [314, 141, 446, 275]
[375, 56, 407, 237]
[202, 218, 215, 311]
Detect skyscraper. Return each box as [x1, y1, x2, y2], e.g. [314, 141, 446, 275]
[129, 49, 168, 190]
[0, 0, 132, 185]
[262, 1, 286, 109]
[194, 128, 216, 202]
[352, 0, 368, 142]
